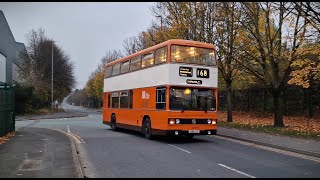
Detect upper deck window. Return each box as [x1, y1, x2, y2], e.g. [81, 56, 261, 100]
[141, 52, 154, 68]
[120, 60, 130, 74]
[112, 63, 120, 76]
[155, 47, 167, 65]
[170, 45, 216, 66]
[130, 55, 141, 71]
[106, 66, 112, 78]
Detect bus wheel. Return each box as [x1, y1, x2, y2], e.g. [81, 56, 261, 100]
[110, 114, 117, 131]
[143, 117, 152, 140]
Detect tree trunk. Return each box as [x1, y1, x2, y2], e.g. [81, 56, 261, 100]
[272, 88, 284, 127]
[226, 81, 233, 122]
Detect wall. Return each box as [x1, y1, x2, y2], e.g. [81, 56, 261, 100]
[0, 10, 26, 85]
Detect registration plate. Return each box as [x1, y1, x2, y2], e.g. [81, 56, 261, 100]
[188, 130, 200, 133]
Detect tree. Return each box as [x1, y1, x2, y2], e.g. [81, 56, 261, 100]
[19, 28, 75, 109]
[236, 2, 315, 127]
[288, 42, 320, 88]
[293, 2, 320, 33]
[152, 2, 243, 123]
[84, 50, 123, 108]
[101, 50, 123, 64]
[214, 2, 243, 122]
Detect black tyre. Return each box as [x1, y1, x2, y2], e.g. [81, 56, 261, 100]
[110, 114, 117, 131]
[143, 117, 152, 140]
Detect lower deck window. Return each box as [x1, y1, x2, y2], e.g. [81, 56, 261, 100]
[111, 92, 119, 108]
[156, 88, 166, 109]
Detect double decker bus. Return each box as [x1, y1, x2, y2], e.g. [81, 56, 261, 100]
[103, 39, 218, 139]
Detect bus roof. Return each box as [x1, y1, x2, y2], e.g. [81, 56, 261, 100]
[105, 39, 216, 67]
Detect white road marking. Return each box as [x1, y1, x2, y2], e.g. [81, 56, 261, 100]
[218, 163, 256, 178]
[73, 133, 86, 143]
[168, 144, 191, 154]
[66, 125, 84, 143]
[69, 133, 82, 144]
[215, 136, 320, 163]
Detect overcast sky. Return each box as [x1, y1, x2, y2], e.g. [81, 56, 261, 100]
[0, 2, 156, 89]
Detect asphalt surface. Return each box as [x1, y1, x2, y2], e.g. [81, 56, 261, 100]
[1, 101, 320, 178]
[0, 127, 80, 178]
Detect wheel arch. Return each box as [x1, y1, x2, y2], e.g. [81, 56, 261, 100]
[141, 115, 151, 131]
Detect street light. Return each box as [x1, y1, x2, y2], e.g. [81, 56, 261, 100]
[51, 40, 56, 114]
[156, 15, 163, 41]
[156, 15, 163, 29]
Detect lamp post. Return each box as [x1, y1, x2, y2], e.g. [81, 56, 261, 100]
[51, 40, 56, 114]
[156, 15, 163, 41]
[156, 15, 162, 29]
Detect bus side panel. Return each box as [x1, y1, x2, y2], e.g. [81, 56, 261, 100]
[145, 110, 168, 130]
[140, 87, 168, 129]
[133, 87, 156, 110]
[132, 87, 155, 127]
[109, 87, 153, 127]
[104, 87, 169, 130]
[103, 92, 110, 124]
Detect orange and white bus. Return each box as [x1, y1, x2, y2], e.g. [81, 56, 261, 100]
[103, 39, 218, 139]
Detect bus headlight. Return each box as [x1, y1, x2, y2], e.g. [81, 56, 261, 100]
[169, 119, 175, 124]
[207, 119, 212, 124]
[212, 120, 216, 124]
[175, 119, 180, 124]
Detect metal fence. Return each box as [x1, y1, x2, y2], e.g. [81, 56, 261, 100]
[0, 83, 15, 137]
[218, 86, 320, 118]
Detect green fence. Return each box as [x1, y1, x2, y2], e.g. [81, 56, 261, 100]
[0, 83, 15, 137]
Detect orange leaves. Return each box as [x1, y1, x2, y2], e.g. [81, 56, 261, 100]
[0, 132, 15, 145]
[218, 111, 320, 134]
[288, 43, 320, 88]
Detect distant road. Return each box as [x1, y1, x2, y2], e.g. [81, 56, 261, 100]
[61, 97, 101, 115]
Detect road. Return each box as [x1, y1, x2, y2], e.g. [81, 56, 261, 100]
[15, 102, 320, 178]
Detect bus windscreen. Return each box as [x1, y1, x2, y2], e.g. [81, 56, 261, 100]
[169, 87, 216, 112]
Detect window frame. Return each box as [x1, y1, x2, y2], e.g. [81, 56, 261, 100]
[119, 90, 129, 108]
[120, 60, 130, 74]
[170, 45, 216, 66]
[106, 66, 113, 78]
[112, 63, 121, 76]
[111, 91, 119, 108]
[130, 55, 141, 72]
[156, 87, 166, 110]
[141, 51, 155, 69]
[155, 46, 168, 65]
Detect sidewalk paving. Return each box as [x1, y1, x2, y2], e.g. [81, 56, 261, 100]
[15, 111, 88, 121]
[217, 127, 320, 158]
[0, 127, 82, 178]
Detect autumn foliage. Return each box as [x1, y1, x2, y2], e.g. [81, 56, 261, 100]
[70, 2, 320, 129]
[218, 111, 320, 135]
[0, 132, 15, 145]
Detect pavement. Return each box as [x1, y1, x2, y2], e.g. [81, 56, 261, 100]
[1, 110, 320, 178]
[217, 127, 320, 158]
[0, 127, 83, 178]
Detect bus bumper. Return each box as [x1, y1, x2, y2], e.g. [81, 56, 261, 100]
[153, 129, 217, 136]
